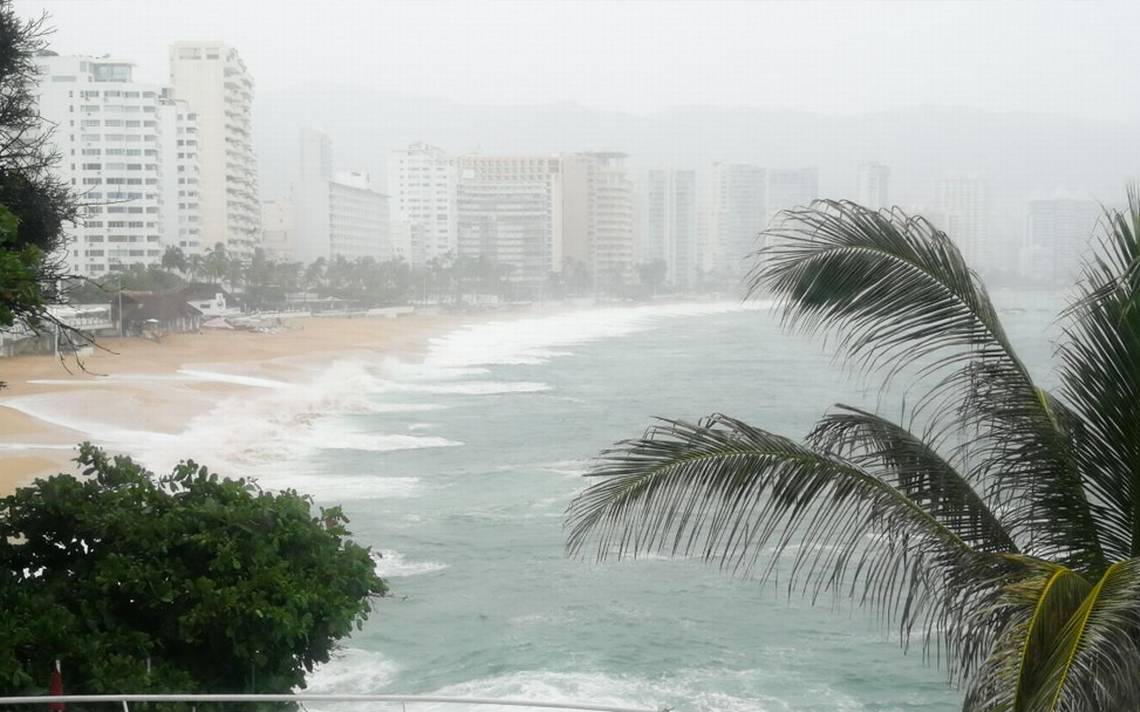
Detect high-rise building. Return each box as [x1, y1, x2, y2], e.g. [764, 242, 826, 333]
[330, 170, 390, 261]
[642, 168, 698, 287]
[292, 127, 332, 264]
[935, 175, 988, 268]
[288, 128, 389, 263]
[456, 154, 564, 293]
[703, 163, 767, 276]
[856, 162, 890, 209]
[1022, 196, 1100, 282]
[260, 199, 293, 262]
[767, 167, 819, 224]
[169, 41, 260, 260]
[159, 98, 202, 256]
[388, 143, 458, 264]
[33, 53, 196, 276]
[562, 152, 636, 285]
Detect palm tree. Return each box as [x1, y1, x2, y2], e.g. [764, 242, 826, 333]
[566, 193, 1140, 711]
[161, 245, 187, 275]
[186, 253, 205, 283]
[204, 242, 228, 286]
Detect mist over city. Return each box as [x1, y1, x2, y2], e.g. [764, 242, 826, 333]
[2, 2, 1139, 712]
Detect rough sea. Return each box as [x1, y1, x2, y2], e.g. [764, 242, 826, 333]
[16, 292, 1068, 711]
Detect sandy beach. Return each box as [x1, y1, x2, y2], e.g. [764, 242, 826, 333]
[0, 310, 476, 494]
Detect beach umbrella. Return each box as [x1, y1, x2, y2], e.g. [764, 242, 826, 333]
[48, 659, 64, 711]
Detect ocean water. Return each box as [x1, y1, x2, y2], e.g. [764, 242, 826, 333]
[11, 293, 1067, 711]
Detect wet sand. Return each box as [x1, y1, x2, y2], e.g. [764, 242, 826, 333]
[0, 311, 475, 493]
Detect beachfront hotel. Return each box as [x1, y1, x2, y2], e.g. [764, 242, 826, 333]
[456, 153, 566, 292]
[33, 53, 199, 277]
[389, 142, 459, 265]
[641, 168, 699, 288]
[265, 127, 391, 263]
[562, 152, 637, 285]
[169, 41, 260, 261]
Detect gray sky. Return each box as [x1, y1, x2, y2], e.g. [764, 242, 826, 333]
[16, 0, 1140, 118]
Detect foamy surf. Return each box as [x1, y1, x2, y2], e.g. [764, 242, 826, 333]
[255, 472, 423, 500]
[303, 647, 400, 695]
[318, 433, 463, 452]
[372, 549, 449, 577]
[424, 301, 762, 370]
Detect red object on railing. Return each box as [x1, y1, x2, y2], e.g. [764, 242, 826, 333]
[48, 661, 64, 711]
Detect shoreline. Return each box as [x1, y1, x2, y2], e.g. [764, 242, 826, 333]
[0, 308, 497, 494]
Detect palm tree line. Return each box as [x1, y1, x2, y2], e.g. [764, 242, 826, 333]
[567, 191, 1140, 710]
[69, 244, 709, 310]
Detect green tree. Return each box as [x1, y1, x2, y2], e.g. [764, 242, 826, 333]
[0, 444, 386, 698]
[636, 259, 667, 296]
[0, 5, 79, 338]
[0, 203, 40, 330]
[567, 194, 1140, 711]
[204, 242, 229, 286]
[161, 245, 188, 275]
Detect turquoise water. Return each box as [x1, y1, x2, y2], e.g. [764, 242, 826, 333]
[250, 292, 1065, 712]
[10, 294, 1061, 710]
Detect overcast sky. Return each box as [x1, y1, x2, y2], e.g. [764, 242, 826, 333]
[14, 0, 1140, 119]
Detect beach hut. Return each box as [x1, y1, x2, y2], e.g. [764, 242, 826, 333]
[112, 291, 204, 335]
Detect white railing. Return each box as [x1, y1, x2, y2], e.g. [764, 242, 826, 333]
[0, 694, 665, 712]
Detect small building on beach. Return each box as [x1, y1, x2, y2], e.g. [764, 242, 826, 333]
[112, 291, 204, 336]
[176, 283, 238, 318]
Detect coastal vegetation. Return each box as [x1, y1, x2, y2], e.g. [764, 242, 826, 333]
[0, 444, 386, 697]
[0, 4, 81, 381]
[68, 246, 683, 310]
[568, 194, 1140, 710]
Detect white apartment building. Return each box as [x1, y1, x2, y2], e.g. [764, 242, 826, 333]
[457, 154, 564, 292]
[642, 168, 698, 288]
[1022, 196, 1100, 282]
[160, 98, 201, 255]
[169, 41, 260, 260]
[388, 143, 458, 264]
[283, 128, 389, 263]
[330, 170, 390, 261]
[935, 175, 988, 269]
[767, 167, 819, 224]
[34, 53, 195, 276]
[856, 162, 890, 210]
[261, 198, 293, 261]
[293, 127, 332, 264]
[563, 152, 636, 284]
[702, 163, 767, 276]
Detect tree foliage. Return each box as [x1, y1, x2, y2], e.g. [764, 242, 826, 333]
[0, 3, 81, 368]
[567, 192, 1140, 711]
[0, 444, 386, 698]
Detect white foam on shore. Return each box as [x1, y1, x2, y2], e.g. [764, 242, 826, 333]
[318, 433, 463, 452]
[424, 301, 758, 370]
[388, 380, 550, 396]
[177, 369, 293, 389]
[5, 302, 758, 479]
[257, 472, 424, 500]
[303, 648, 400, 695]
[0, 442, 75, 452]
[372, 549, 448, 577]
[418, 669, 842, 712]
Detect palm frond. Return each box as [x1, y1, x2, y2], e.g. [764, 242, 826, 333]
[565, 413, 1019, 681]
[1057, 191, 1140, 561]
[747, 200, 1023, 381]
[1027, 557, 1140, 711]
[808, 404, 1017, 554]
[749, 200, 1106, 574]
[962, 560, 1091, 712]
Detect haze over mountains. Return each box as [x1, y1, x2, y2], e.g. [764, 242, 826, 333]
[256, 87, 1137, 241]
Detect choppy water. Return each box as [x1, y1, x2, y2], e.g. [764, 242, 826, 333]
[8, 292, 1068, 711]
